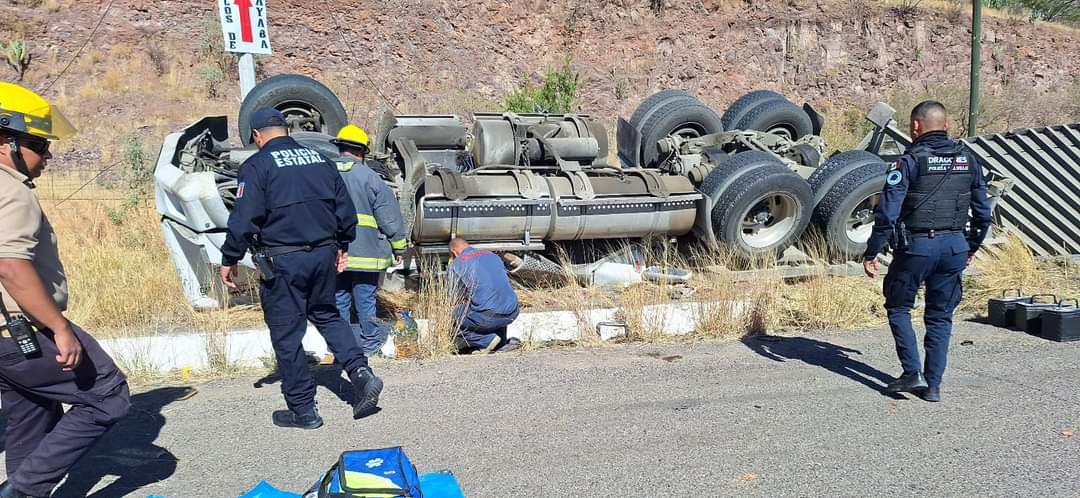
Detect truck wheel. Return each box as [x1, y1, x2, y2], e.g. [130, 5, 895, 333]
[638, 98, 723, 168]
[730, 98, 813, 141]
[239, 74, 348, 146]
[720, 90, 783, 130]
[812, 162, 887, 260]
[807, 150, 887, 206]
[628, 89, 695, 131]
[291, 131, 340, 160]
[700, 151, 812, 261]
[698, 150, 773, 208]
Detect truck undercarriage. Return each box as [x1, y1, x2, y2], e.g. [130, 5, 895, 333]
[155, 74, 1075, 310]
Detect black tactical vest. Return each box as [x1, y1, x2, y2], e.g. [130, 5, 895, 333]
[900, 142, 976, 231]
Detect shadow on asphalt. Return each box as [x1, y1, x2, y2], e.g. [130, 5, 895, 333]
[742, 335, 900, 396]
[52, 386, 189, 497]
[964, 315, 996, 326]
[253, 364, 357, 405]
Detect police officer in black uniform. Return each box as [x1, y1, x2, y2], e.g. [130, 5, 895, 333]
[219, 108, 382, 429]
[863, 101, 993, 402]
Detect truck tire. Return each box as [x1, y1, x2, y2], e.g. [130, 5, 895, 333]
[239, 74, 348, 146]
[807, 150, 887, 206]
[628, 89, 695, 131]
[700, 151, 812, 261]
[730, 98, 813, 141]
[698, 150, 773, 209]
[291, 131, 340, 160]
[811, 162, 887, 260]
[638, 99, 723, 168]
[720, 90, 783, 130]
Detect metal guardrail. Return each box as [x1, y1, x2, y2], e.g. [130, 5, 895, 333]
[962, 124, 1080, 257]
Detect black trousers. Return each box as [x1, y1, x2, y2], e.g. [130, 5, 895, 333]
[0, 324, 130, 496]
[259, 245, 368, 414]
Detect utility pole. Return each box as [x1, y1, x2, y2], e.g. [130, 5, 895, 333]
[968, 0, 982, 137]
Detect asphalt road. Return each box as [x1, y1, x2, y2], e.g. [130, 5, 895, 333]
[4, 320, 1079, 497]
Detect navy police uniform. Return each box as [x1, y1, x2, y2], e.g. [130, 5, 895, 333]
[221, 120, 378, 419]
[447, 247, 520, 350]
[864, 130, 993, 390]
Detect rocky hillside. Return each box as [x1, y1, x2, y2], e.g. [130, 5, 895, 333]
[3, 0, 1078, 165]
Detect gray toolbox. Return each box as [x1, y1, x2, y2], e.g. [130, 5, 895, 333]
[1011, 294, 1059, 333]
[987, 289, 1030, 328]
[1039, 299, 1079, 342]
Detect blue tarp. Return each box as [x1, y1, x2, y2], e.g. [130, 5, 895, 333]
[210, 471, 464, 498]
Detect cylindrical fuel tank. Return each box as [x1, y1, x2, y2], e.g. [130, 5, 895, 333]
[414, 169, 702, 244]
[472, 114, 609, 167]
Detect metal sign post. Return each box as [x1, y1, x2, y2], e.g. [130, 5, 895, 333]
[217, 0, 272, 102]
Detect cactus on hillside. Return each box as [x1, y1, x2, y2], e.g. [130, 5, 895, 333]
[3, 40, 32, 81]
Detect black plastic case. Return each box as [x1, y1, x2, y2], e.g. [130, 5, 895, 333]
[1039, 299, 1079, 342]
[987, 289, 1030, 328]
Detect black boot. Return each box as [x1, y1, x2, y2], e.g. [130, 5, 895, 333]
[885, 371, 929, 394]
[918, 386, 942, 402]
[350, 367, 384, 419]
[0, 481, 45, 498]
[272, 408, 324, 429]
[493, 337, 522, 354]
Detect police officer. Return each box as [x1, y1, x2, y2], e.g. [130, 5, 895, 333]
[447, 238, 522, 354]
[863, 101, 993, 402]
[219, 109, 382, 429]
[330, 125, 407, 356]
[0, 83, 130, 498]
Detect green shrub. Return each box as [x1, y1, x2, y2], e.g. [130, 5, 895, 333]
[983, 0, 1080, 24]
[503, 57, 580, 114]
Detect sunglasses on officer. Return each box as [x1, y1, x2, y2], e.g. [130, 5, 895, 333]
[23, 138, 50, 156]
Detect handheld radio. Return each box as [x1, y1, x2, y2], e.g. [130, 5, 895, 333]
[1, 298, 41, 357]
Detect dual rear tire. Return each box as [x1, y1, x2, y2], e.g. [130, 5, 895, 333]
[631, 89, 886, 263]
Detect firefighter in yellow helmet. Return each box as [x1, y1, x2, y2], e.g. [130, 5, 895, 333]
[0, 83, 130, 497]
[330, 125, 407, 356]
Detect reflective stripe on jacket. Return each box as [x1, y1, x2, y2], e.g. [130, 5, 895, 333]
[336, 158, 407, 271]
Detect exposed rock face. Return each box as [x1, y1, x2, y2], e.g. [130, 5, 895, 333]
[4, 0, 1078, 135]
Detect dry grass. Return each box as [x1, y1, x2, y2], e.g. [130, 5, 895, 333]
[959, 235, 1080, 316]
[776, 272, 887, 330]
[44, 200, 264, 337]
[403, 257, 467, 359]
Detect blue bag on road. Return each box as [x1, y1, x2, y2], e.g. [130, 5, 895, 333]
[310, 447, 423, 497]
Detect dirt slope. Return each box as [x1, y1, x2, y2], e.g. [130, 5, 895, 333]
[2, 0, 1078, 163]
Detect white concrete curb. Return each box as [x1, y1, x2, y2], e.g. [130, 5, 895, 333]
[99, 300, 745, 374]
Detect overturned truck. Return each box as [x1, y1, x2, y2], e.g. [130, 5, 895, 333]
[156, 75, 1032, 309]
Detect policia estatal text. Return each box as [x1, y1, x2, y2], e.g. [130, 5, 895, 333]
[0, 83, 130, 498]
[863, 101, 992, 403]
[219, 108, 382, 429]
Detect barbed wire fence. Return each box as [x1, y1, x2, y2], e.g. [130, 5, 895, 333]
[36, 164, 130, 210]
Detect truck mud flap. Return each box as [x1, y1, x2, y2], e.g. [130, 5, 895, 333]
[692, 193, 718, 248]
[616, 118, 642, 168]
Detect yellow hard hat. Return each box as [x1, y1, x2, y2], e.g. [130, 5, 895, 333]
[0, 82, 77, 141]
[331, 124, 370, 152]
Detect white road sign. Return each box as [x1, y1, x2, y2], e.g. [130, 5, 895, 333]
[218, 0, 272, 55]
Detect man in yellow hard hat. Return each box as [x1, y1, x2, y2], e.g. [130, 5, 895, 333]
[330, 125, 407, 356]
[0, 83, 130, 497]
